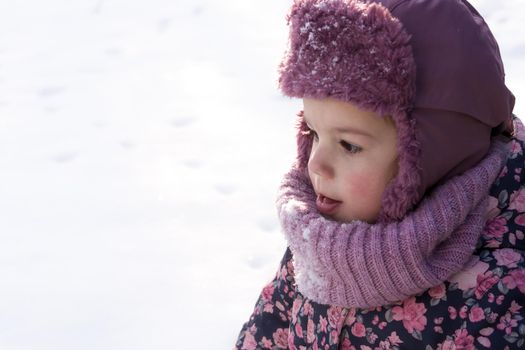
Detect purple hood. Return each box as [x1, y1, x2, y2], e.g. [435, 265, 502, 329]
[278, 0, 515, 221]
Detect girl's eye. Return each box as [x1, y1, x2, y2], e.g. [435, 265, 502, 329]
[340, 140, 362, 154]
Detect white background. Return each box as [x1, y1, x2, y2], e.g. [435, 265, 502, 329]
[0, 1, 523, 349]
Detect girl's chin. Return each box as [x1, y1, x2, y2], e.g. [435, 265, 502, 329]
[321, 209, 351, 223]
[327, 210, 378, 224]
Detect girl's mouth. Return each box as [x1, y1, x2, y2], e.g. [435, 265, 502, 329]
[316, 194, 342, 215]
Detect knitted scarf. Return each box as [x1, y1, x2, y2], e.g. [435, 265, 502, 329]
[277, 139, 510, 309]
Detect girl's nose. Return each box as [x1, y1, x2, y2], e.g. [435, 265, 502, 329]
[308, 143, 335, 179]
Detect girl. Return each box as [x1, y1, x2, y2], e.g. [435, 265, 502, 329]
[235, 0, 524, 349]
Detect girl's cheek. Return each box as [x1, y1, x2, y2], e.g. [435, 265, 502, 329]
[348, 170, 385, 203]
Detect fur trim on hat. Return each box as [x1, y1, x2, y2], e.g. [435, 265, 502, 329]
[279, 0, 421, 221]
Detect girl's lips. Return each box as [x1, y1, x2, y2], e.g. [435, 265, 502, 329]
[316, 194, 342, 215]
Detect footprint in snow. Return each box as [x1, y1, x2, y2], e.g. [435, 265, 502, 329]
[245, 255, 269, 270]
[193, 6, 204, 16]
[52, 152, 78, 163]
[183, 159, 202, 168]
[257, 217, 278, 233]
[214, 183, 236, 195]
[157, 18, 171, 33]
[44, 106, 59, 113]
[38, 86, 66, 98]
[170, 116, 195, 128]
[105, 47, 123, 56]
[119, 140, 136, 149]
[92, 120, 108, 128]
[511, 44, 525, 57]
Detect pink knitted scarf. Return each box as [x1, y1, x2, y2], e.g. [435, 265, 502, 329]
[277, 139, 510, 309]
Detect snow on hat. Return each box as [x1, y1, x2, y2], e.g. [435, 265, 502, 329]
[278, 0, 515, 221]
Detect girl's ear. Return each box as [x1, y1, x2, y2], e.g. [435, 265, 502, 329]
[295, 110, 313, 171]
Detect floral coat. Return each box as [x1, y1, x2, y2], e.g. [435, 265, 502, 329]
[235, 120, 525, 350]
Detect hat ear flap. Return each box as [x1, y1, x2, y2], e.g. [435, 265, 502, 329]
[296, 110, 313, 171]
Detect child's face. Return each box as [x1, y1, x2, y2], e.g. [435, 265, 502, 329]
[303, 98, 399, 223]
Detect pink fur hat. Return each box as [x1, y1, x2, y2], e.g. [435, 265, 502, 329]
[278, 0, 515, 221]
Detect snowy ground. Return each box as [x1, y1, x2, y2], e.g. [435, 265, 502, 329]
[0, 1, 523, 349]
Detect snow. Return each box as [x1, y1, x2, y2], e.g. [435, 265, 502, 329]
[0, 0, 523, 349]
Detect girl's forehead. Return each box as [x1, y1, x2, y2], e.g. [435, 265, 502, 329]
[302, 98, 395, 132]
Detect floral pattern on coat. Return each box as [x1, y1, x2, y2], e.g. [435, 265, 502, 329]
[235, 119, 525, 350]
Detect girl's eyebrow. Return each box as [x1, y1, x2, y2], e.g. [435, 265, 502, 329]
[334, 126, 373, 138]
[304, 114, 374, 138]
